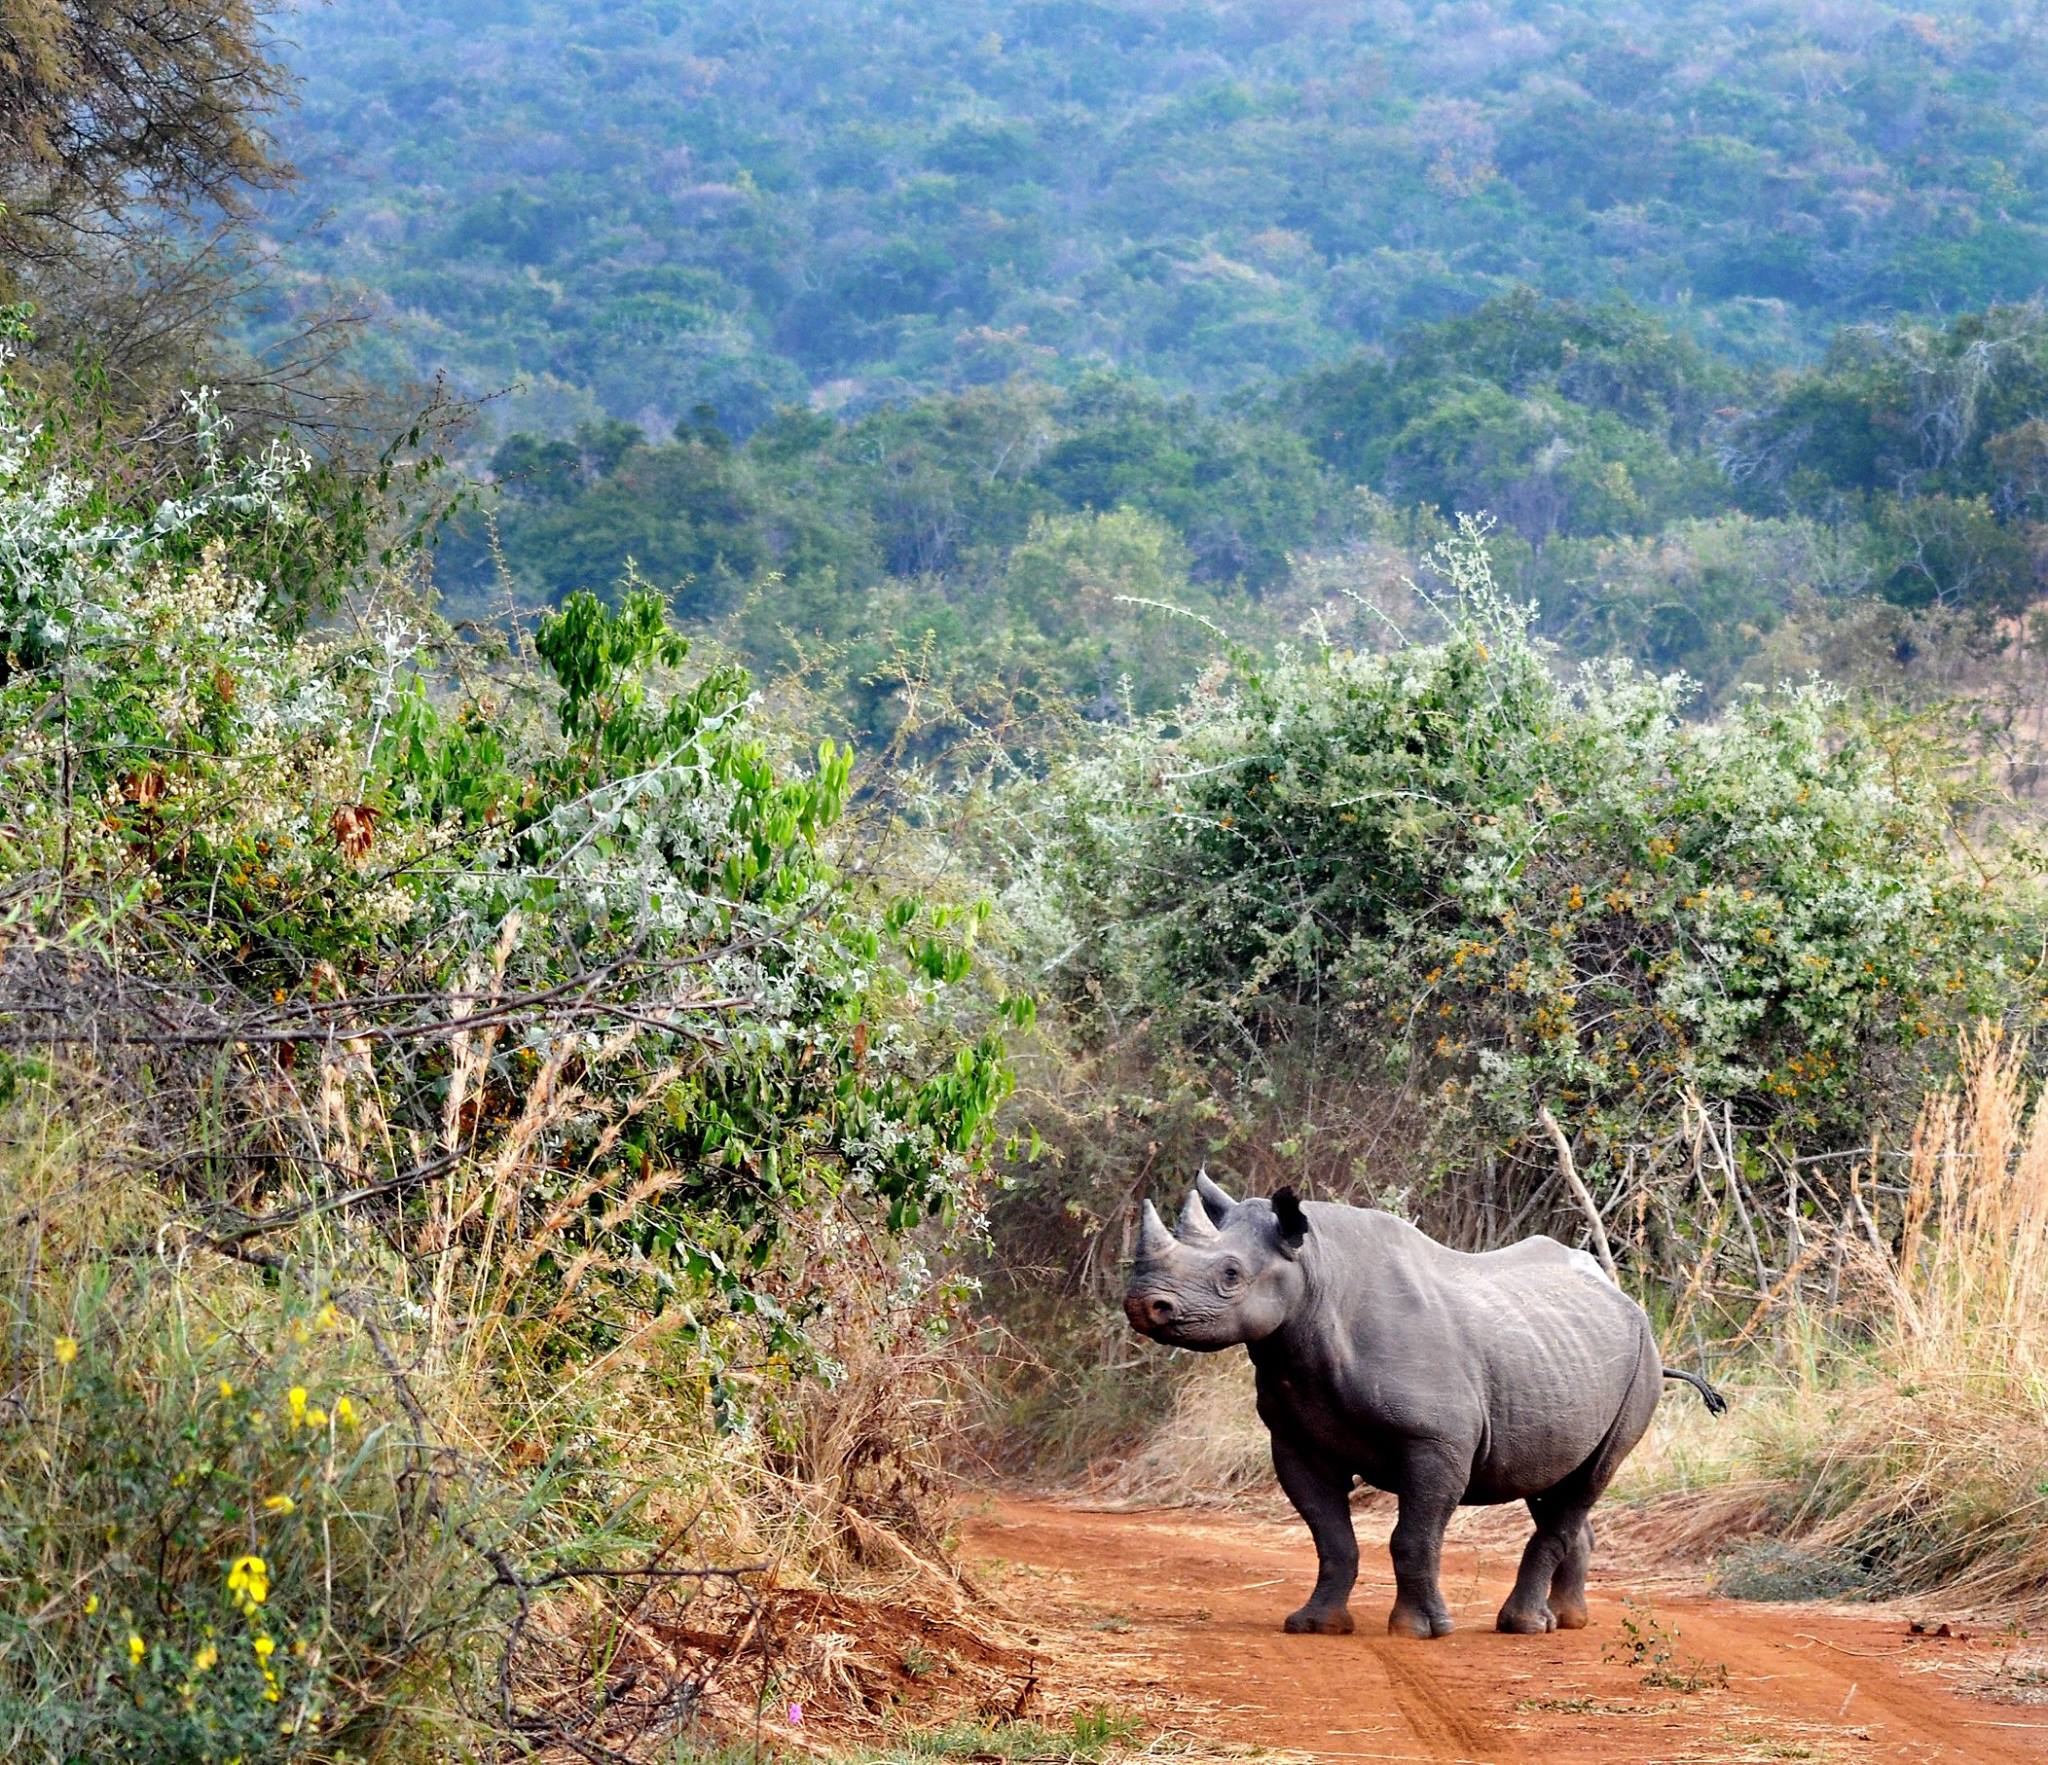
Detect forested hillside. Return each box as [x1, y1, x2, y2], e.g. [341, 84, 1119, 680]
[269, 0, 2048, 432]
[257, 1, 2048, 739]
[417, 293, 2048, 749]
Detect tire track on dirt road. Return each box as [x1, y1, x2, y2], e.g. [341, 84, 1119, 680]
[962, 1496, 2048, 1765]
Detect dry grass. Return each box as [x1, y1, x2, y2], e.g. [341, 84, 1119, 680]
[0, 994, 1068, 1763]
[1098, 1356, 1269, 1503]
[1627, 1029, 2048, 1615]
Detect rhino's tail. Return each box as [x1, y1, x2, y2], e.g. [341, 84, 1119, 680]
[1662, 1366, 1729, 1416]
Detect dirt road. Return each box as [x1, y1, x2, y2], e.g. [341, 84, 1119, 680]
[961, 1496, 2048, 1765]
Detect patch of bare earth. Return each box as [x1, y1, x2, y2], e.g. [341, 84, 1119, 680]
[960, 1494, 2048, 1765]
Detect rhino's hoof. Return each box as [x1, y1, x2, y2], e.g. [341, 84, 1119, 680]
[1496, 1602, 1558, 1635]
[1386, 1605, 1454, 1639]
[1282, 1605, 1355, 1635]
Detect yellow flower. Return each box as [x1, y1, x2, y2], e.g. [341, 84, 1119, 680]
[128, 1633, 146, 1666]
[314, 1303, 342, 1332]
[226, 1555, 270, 1610]
[252, 1635, 275, 1661]
[262, 1494, 296, 1515]
[304, 1406, 327, 1427]
[53, 1337, 78, 1366]
[194, 1645, 219, 1674]
[286, 1387, 308, 1427]
[218, 1378, 235, 1400]
[84, 1593, 98, 1616]
[333, 1395, 358, 1428]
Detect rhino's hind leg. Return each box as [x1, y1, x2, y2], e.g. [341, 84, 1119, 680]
[1498, 1496, 1591, 1634]
[1272, 1434, 1359, 1636]
[1503, 1330, 1659, 1635]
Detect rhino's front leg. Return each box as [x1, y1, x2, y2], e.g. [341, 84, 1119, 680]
[1386, 1444, 1465, 1639]
[1271, 1433, 1357, 1635]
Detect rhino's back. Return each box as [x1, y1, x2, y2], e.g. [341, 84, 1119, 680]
[1283, 1208, 1657, 1501]
[1469, 1231, 1614, 1287]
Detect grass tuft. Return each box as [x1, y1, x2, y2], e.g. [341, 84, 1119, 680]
[1628, 1029, 2048, 1617]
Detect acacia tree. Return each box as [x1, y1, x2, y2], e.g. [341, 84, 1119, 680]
[0, 0, 287, 268]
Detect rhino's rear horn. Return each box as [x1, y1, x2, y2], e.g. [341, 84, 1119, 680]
[1177, 1187, 1220, 1242]
[1195, 1169, 1237, 1222]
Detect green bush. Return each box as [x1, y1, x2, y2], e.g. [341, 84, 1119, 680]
[1012, 522, 2039, 1219]
[0, 318, 1022, 1757]
[0, 1117, 507, 1762]
[0, 355, 1014, 1346]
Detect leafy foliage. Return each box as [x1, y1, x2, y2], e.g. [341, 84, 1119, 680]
[0, 351, 1011, 1355]
[265, 0, 2048, 427]
[0, 298, 1022, 1755]
[1016, 527, 2038, 1204]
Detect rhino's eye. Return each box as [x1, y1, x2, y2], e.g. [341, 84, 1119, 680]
[1217, 1262, 1245, 1293]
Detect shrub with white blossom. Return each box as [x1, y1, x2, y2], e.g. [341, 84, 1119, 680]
[1016, 525, 2040, 1225]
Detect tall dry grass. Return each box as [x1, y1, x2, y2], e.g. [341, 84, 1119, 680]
[1102, 1356, 1270, 1502]
[1779, 1028, 2048, 1608]
[0, 980, 1040, 1761]
[1631, 1028, 2048, 1613]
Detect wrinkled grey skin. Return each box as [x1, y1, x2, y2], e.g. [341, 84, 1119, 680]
[1123, 1176, 1719, 1639]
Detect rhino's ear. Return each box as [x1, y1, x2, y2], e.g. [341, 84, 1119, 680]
[1271, 1186, 1309, 1258]
[1195, 1169, 1237, 1225]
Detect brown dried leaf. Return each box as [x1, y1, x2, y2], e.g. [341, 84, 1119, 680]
[330, 803, 378, 863]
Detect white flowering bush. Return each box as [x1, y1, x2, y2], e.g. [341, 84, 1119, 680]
[0, 336, 1018, 1756]
[0, 352, 1011, 1318]
[1019, 526, 2040, 1222]
[0, 345, 385, 992]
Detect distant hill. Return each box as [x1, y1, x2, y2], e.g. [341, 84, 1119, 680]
[263, 0, 2048, 439]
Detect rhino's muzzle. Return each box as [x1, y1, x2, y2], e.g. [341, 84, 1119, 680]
[1123, 1290, 1178, 1335]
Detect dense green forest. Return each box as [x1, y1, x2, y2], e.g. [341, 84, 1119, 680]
[260, 0, 2048, 734]
[419, 295, 2048, 732]
[271, 0, 2048, 427]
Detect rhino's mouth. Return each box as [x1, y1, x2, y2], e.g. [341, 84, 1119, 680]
[1123, 1292, 1233, 1350]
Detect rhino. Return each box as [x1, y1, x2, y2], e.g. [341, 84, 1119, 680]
[1122, 1175, 1726, 1639]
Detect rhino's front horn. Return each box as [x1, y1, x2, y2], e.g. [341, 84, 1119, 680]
[1177, 1187, 1221, 1241]
[1137, 1198, 1175, 1260]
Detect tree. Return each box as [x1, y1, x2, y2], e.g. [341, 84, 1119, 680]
[0, 1, 288, 270]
